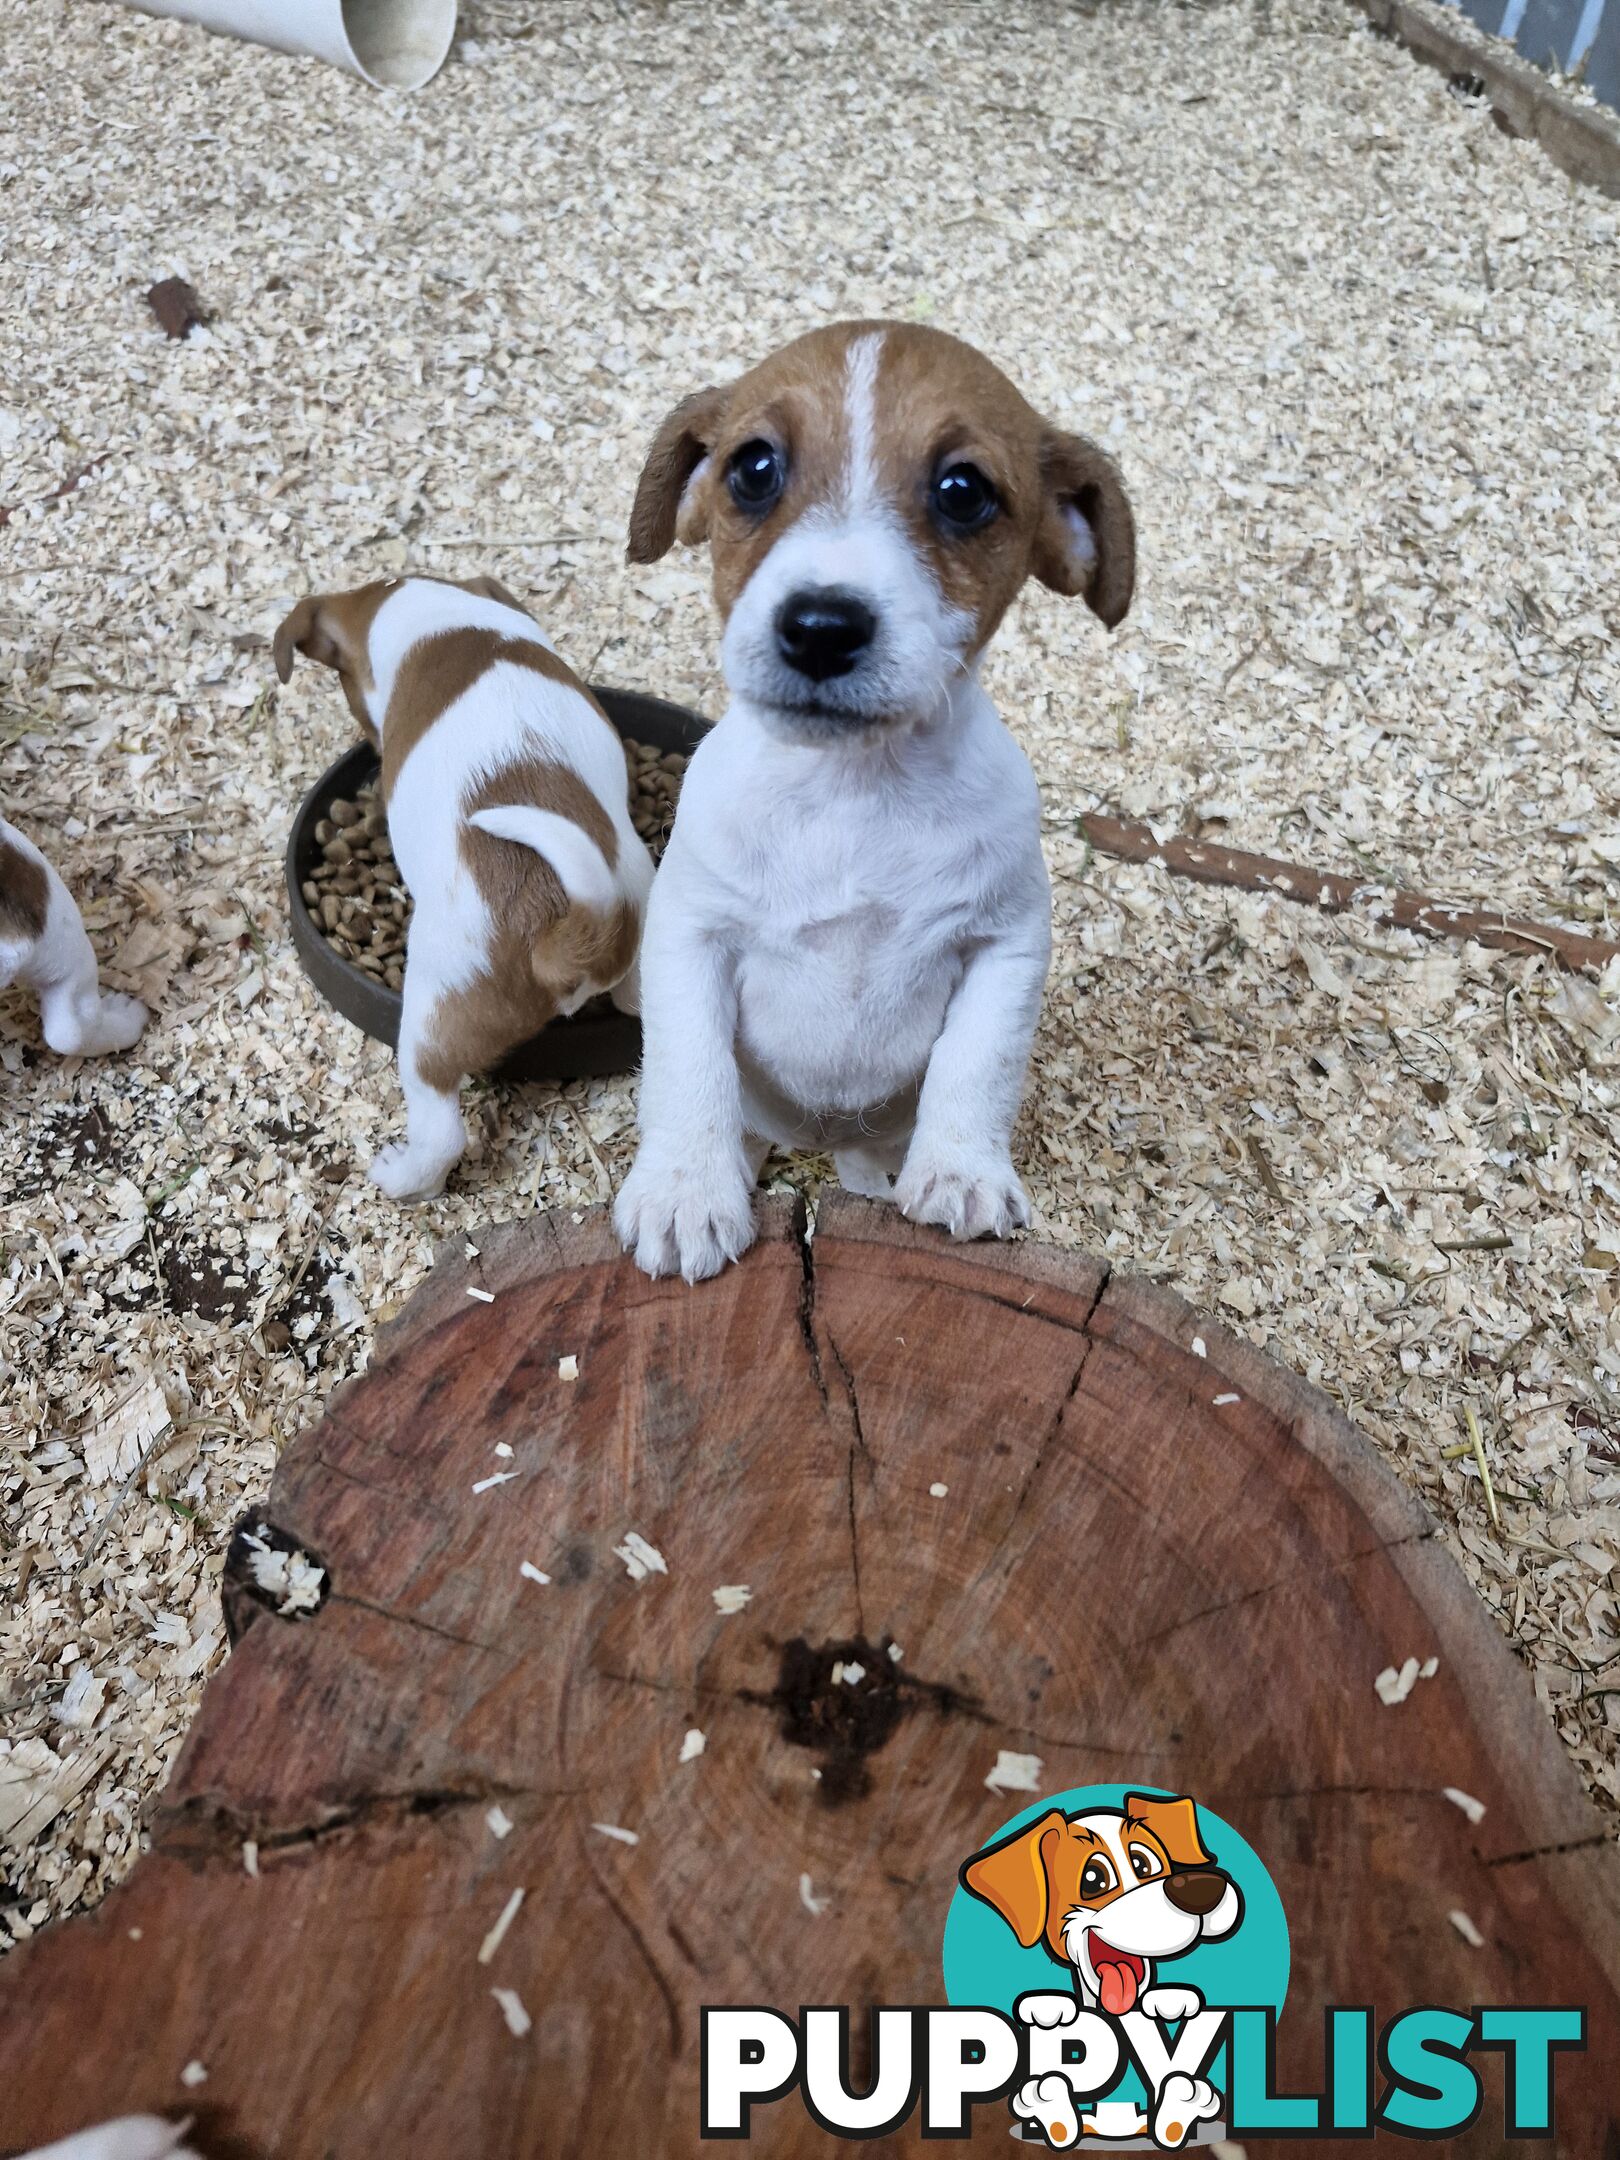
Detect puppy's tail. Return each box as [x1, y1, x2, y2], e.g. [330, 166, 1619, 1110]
[465, 805, 619, 916]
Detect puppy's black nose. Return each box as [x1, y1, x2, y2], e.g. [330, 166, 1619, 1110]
[775, 590, 876, 682]
[1165, 1869, 1229, 1917]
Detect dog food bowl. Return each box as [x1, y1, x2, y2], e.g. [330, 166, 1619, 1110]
[284, 686, 709, 1081]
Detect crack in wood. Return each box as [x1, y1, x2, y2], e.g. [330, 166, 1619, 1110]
[1484, 1830, 1614, 1869]
[825, 1331, 872, 1467]
[1127, 1525, 1438, 1651]
[329, 1590, 500, 1656]
[157, 1778, 549, 1857]
[988, 1717, 1179, 1763]
[795, 1221, 827, 1406]
[305, 1448, 417, 1502]
[823, 1337, 869, 1636]
[581, 1836, 684, 2057]
[846, 1443, 866, 1637]
[995, 1276, 1111, 1556]
[797, 1220, 869, 1632]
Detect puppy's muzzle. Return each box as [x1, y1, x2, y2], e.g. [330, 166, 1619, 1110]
[1164, 1868, 1231, 1917]
[775, 588, 876, 683]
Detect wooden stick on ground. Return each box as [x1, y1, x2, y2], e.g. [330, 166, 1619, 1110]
[1077, 813, 1620, 974]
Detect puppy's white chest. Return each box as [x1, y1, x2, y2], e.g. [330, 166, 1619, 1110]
[732, 850, 972, 1117]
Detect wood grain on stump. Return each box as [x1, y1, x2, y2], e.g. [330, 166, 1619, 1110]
[2, 1196, 1617, 2156]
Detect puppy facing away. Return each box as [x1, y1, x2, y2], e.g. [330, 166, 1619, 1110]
[0, 817, 148, 1056]
[614, 320, 1134, 1281]
[276, 575, 655, 1200]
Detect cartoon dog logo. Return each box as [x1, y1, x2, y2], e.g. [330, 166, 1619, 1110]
[961, 1791, 1244, 2149]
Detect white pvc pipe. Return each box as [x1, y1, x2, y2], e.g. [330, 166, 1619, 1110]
[124, 0, 457, 90]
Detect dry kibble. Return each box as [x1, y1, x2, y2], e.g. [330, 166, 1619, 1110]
[302, 744, 689, 991]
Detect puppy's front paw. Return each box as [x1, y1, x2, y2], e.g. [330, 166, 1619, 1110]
[614, 1154, 756, 1282]
[1011, 2073, 1079, 2147]
[1152, 2071, 1221, 2149]
[368, 1141, 456, 1202]
[1016, 1992, 1079, 2030]
[1140, 1984, 1204, 2023]
[44, 991, 149, 1057]
[894, 1148, 1030, 1241]
[88, 992, 150, 1053]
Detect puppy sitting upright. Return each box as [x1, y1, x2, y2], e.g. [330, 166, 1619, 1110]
[276, 576, 654, 1200]
[615, 321, 1133, 1281]
[1, 817, 148, 1057]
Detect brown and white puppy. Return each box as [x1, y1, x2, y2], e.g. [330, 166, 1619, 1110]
[1, 817, 148, 1056]
[614, 320, 1134, 1280]
[276, 575, 654, 1199]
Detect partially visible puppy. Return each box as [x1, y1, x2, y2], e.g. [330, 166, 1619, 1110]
[1, 817, 148, 1056]
[275, 574, 654, 1200]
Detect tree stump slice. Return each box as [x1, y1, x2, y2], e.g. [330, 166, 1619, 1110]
[2, 1195, 1617, 2156]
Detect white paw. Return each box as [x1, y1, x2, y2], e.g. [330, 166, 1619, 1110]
[1012, 2073, 1079, 2148]
[368, 1141, 457, 1201]
[1016, 1991, 1080, 2030]
[613, 1153, 756, 1282]
[1152, 2072, 1221, 2149]
[44, 992, 149, 1057]
[1140, 1984, 1204, 2023]
[88, 992, 149, 1053]
[894, 1148, 1030, 1241]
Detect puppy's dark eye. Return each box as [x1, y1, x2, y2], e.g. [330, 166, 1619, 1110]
[932, 461, 999, 532]
[1079, 1858, 1116, 1900]
[727, 440, 785, 511]
[1128, 1843, 1162, 1882]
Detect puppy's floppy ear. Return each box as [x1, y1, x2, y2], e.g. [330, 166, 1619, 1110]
[272, 595, 356, 685]
[960, 1808, 1069, 1949]
[1124, 1792, 1211, 1872]
[462, 573, 528, 613]
[1032, 429, 1136, 628]
[273, 597, 321, 684]
[627, 384, 732, 563]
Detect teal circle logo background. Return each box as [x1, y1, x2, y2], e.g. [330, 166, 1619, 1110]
[941, 1786, 1289, 2105]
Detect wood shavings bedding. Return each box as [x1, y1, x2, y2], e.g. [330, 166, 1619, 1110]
[2, 0, 1619, 1951]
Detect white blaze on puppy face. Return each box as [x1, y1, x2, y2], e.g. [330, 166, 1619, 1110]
[627, 320, 1137, 739]
[842, 327, 883, 514]
[717, 328, 974, 736]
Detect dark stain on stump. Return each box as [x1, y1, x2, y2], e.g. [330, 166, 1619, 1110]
[757, 1635, 977, 1803]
